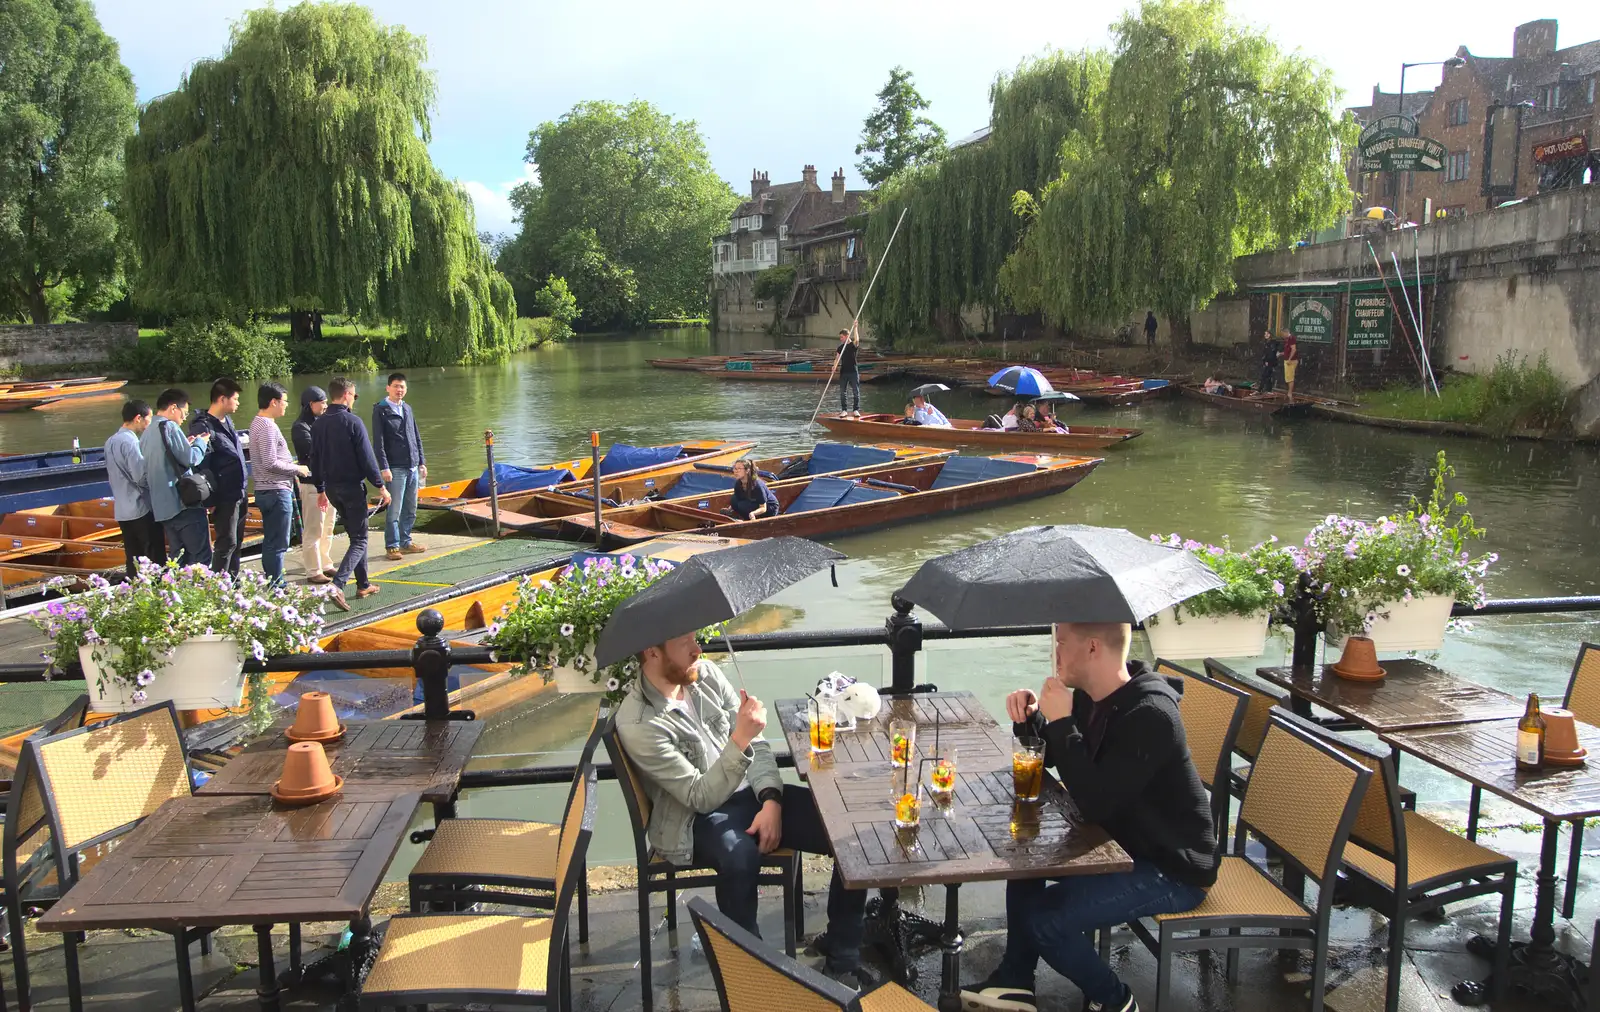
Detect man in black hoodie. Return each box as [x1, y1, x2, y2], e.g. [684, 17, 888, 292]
[309, 378, 390, 611]
[961, 622, 1216, 1012]
[188, 378, 248, 577]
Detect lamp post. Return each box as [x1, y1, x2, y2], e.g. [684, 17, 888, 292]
[1392, 57, 1466, 219]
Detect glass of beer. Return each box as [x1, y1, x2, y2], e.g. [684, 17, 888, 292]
[889, 718, 916, 768]
[928, 747, 957, 813]
[1010, 799, 1041, 840]
[1013, 737, 1045, 802]
[808, 697, 837, 753]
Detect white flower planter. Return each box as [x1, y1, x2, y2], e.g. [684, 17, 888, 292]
[1325, 593, 1455, 655]
[550, 647, 603, 693]
[1144, 609, 1270, 660]
[79, 635, 245, 712]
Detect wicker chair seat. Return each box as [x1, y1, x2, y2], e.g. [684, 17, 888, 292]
[1153, 856, 1310, 923]
[363, 913, 552, 999]
[410, 818, 559, 882]
[857, 981, 938, 1011]
[1343, 812, 1514, 889]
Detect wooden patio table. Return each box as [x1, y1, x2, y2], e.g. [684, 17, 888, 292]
[776, 691, 1132, 1011]
[36, 792, 419, 1012]
[1254, 659, 1524, 732]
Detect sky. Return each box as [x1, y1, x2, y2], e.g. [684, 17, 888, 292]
[96, 0, 1599, 237]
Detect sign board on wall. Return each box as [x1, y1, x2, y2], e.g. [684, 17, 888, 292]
[1533, 134, 1589, 164]
[1358, 135, 1448, 173]
[1287, 297, 1336, 344]
[1358, 114, 1419, 148]
[1346, 294, 1392, 350]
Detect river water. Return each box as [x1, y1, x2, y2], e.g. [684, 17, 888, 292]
[7, 329, 1600, 861]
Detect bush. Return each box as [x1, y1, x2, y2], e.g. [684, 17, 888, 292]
[753, 265, 795, 301]
[1480, 352, 1571, 433]
[513, 317, 555, 349]
[285, 337, 380, 374]
[113, 318, 292, 383]
[533, 276, 580, 342]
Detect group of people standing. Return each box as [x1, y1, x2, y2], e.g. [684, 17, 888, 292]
[102, 372, 429, 611]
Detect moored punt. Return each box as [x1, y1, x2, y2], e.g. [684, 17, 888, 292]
[703, 359, 886, 383]
[1064, 378, 1175, 406]
[1177, 384, 1333, 416]
[0, 378, 127, 409]
[544, 453, 1104, 547]
[415, 438, 758, 510]
[816, 412, 1141, 453]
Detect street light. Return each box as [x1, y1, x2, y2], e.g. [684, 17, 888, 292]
[1390, 57, 1467, 218]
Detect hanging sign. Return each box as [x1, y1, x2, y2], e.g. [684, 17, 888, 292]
[1533, 134, 1588, 164]
[1288, 297, 1336, 345]
[1346, 294, 1392, 350]
[1358, 114, 1419, 148]
[1359, 135, 1448, 173]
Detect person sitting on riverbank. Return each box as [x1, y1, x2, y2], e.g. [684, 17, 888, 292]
[189, 378, 248, 577]
[911, 392, 951, 428]
[727, 457, 778, 520]
[106, 399, 164, 577]
[142, 388, 211, 567]
[310, 377, 391, 612]
[614, 632, 872, 989]
[293, 387, 336, 584]
[961, 623, 1216, 1012]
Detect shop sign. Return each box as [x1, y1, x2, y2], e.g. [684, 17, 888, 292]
[1358, 114, 1419, 148]
[1358, 135, 1448, 173]
[1347, 293, 1392, 350]
[1533, 134, 1589, 164]
[1288, 297, 1336, 345]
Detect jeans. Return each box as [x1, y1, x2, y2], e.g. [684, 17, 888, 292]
[117, 512, 167, 577]
[327, 484, 371, 592]
[163, 507, 212, 568]
[839, 369, 860, 412]
[1258, 362, 1276, 394]
[298, 481, 335, 576]
[383, 466, 419, 551]
[256, 488, 294, 586]
[691, 784, 867, 968]
[210, 498, 248, 577]
[993, 860, 1206, 1005]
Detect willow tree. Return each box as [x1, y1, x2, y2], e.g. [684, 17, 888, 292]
[1002, 0, 1355, 343]
[124, 2, 515, 364]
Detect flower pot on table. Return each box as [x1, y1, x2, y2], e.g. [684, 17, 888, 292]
[1324, 593, 1454, 655]
[78, 635, 245, 712]
[1143, 609, 1270, 660]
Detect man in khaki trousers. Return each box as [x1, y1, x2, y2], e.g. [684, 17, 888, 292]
[291, 386, 337, 583]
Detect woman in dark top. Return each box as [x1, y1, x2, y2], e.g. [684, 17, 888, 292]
[1016, 403, 1041, 432]
[728, 458, 778, 520]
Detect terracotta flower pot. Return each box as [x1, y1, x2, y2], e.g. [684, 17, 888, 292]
[276, 741, 338, 797]
[1544, 708, 1582, 756]
[1330, 636, 1386, 682]
[286, 691, 344, 742]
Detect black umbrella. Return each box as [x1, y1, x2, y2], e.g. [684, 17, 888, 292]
[1029, 391, 1081, 404]
[594, 537, 845, 668]
[895, 525, 1224, 628]
[909, 383, 950, 400]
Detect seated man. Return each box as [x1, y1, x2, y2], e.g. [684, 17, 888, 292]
[962, 622, 1217, 1012]
[615, 632, 871, 986]
[911, 393, 951, 427]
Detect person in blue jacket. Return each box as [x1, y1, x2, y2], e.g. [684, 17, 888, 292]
[727, 458, 778, 520]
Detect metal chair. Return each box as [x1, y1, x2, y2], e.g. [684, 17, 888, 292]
[603, 724, 801, 1012]
[408, 703, 606, 940]
[360, 766, 597, 1011]
[1154, 660, 1247, 853]
[1281, 709, 1515, 1012]
[1466, 640, 1597, 918]
[12, 702, 209, 1012]
[1128, 712, 1374, 1011]
[688, 896, 934, 1012]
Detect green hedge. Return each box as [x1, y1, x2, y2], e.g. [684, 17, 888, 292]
[113, 319, 292, 382]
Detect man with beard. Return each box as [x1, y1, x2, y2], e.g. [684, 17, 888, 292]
[614, 631, 871, 987]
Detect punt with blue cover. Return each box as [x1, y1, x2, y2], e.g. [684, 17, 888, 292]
[802, 442, 897, 476]
[599, 444, 683, 476]
[471, 463, 574, 497]
[928, 455, 1039, 490]
[782, 476, 857, 514]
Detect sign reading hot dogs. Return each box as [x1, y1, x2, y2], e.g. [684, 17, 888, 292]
[1533, 135, 1589, 164]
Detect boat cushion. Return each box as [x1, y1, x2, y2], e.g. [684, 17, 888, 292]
[805, 442, 897, 476]
[930, 456, 1038, 490]
[555, 488, 620, 507]
[786, 361, 814, 373]
[667, 471, 736, 498]
[472, 464, 573, 498]
[837, 485, 900, 506]
[598, 444, 684, 476]
[783, 477, 856, 514]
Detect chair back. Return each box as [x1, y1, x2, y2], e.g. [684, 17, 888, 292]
[26, 702, 192, 876]
[1203, 658, 1289, 760]
[1157, 660, 1247, 795]
[548, 766, 597, 964]
[688, 896, 856, 1012]
[1268, 708, 1405, 871]
[37, 693, 93, 739]
[1238, 713, 1372, 895]
[1564, 643, 1600, 726]
[3, 694, 96, 897]
[564, 703, 610, 814]
[604, 723, 655, 863]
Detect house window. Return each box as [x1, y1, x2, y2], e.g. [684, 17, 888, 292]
[1589, 77, 1596, 104]
[730, 219, 739, 234]
[1539, 84, 1562, 110]
[751, 214, 762, 230]
[1448, 98, 1469, 126]
[1445, 150, 1471, 182]
[778, 225, 788, 241]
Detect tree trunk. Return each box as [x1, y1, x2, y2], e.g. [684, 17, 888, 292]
[27, 278, 49, 324]
[1170, 314, 1195, 353]
[289, 310, 324, 342]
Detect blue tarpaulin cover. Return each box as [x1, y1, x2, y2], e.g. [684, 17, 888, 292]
[805, 442, 897, 476]
[838, 485, 900, 506]
[929, 455, 1038, 491]
[783, 476, 855, 514]
[472, 464, 573, 497]
[598, 443, 683, 476]
[667, 470, 736, 498]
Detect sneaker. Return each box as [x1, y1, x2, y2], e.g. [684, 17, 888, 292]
[327, 589, 350, 612]
[357, 585, 381, 600]
[385, 549, 403, 561]
[1086, 989, 1140, 1012]
[959, 976, 1036, 1012]
[400, 543, 426, 554]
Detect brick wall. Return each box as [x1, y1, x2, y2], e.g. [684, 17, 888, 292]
[0, 323, 136, 375]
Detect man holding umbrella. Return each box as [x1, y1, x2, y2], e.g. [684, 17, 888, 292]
[910, 383, 951, 427]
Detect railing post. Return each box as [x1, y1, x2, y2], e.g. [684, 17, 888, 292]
[885, 594, 923, 695]
[484, 429, 501, 539]
[413, 608, 452, 720]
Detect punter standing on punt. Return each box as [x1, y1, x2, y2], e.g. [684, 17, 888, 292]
[836, 325, 861, 418]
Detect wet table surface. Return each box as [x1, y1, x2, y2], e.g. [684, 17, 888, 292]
[775, 692, 1131, 890]
[1255, 659, 1525, 731]
[37, 792, 418, 931]
[1384, 717, 1600, 823]
[197, 720, 484, 805]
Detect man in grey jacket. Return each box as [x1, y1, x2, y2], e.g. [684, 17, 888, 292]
[614, 632, 869, 985]
[141, 388, 211, 567]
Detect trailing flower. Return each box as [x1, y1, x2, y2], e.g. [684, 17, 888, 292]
[1144, 535, 1299, 623]
[33, 562, 329, 722]
[1303, 451, 1494, 636]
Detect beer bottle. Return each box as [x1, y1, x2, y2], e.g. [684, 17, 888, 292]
[71, 436, 81, 464]
[1516, 693, 1545, 771]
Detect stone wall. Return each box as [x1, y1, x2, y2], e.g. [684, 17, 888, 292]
[0, 323, 137, 375]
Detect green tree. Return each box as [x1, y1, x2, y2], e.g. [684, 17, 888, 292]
[0, 0, 136, 323]
[855, 67, 947, 187]
[123, 2, 516, 364]
[533, 275, 580, 341]
[499, 100, 738, 327]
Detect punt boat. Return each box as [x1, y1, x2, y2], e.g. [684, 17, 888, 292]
[816, 413, 1141, 453]
[1177, 385, 1339, 416]
[0, 378, 127, 411]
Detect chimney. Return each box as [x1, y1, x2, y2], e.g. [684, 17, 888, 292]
[801, 164, 818, 187]
[1513, 19, 1558, 59]
[751, 170, 769, 199]
[831, 168, 846, 204]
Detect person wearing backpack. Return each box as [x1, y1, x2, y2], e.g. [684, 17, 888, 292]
[189, 378, 249, 577]
[141, 388, 212, 567]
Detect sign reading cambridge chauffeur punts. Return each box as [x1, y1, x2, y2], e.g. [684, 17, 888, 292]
[1347, 294, 1392, 350]
[1288, 297, 1336, 344]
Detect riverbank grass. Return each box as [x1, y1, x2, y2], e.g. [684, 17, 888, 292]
[1360, 354, 1573, 434]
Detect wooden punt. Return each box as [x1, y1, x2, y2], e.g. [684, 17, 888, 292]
[0, 378, 126, 409]
[451, 442, 952, 531]
[415, 438, 758, 510]
[703, 360, 886, 383]
[506, 453, 1103, 547]
[816, 412, 1141, 453]
[1176, 384, 1334, 417]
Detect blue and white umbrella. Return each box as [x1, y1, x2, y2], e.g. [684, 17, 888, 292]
[987, 365, 1055, 397]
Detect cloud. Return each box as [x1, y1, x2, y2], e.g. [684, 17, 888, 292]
[461, 163, 539, 237]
